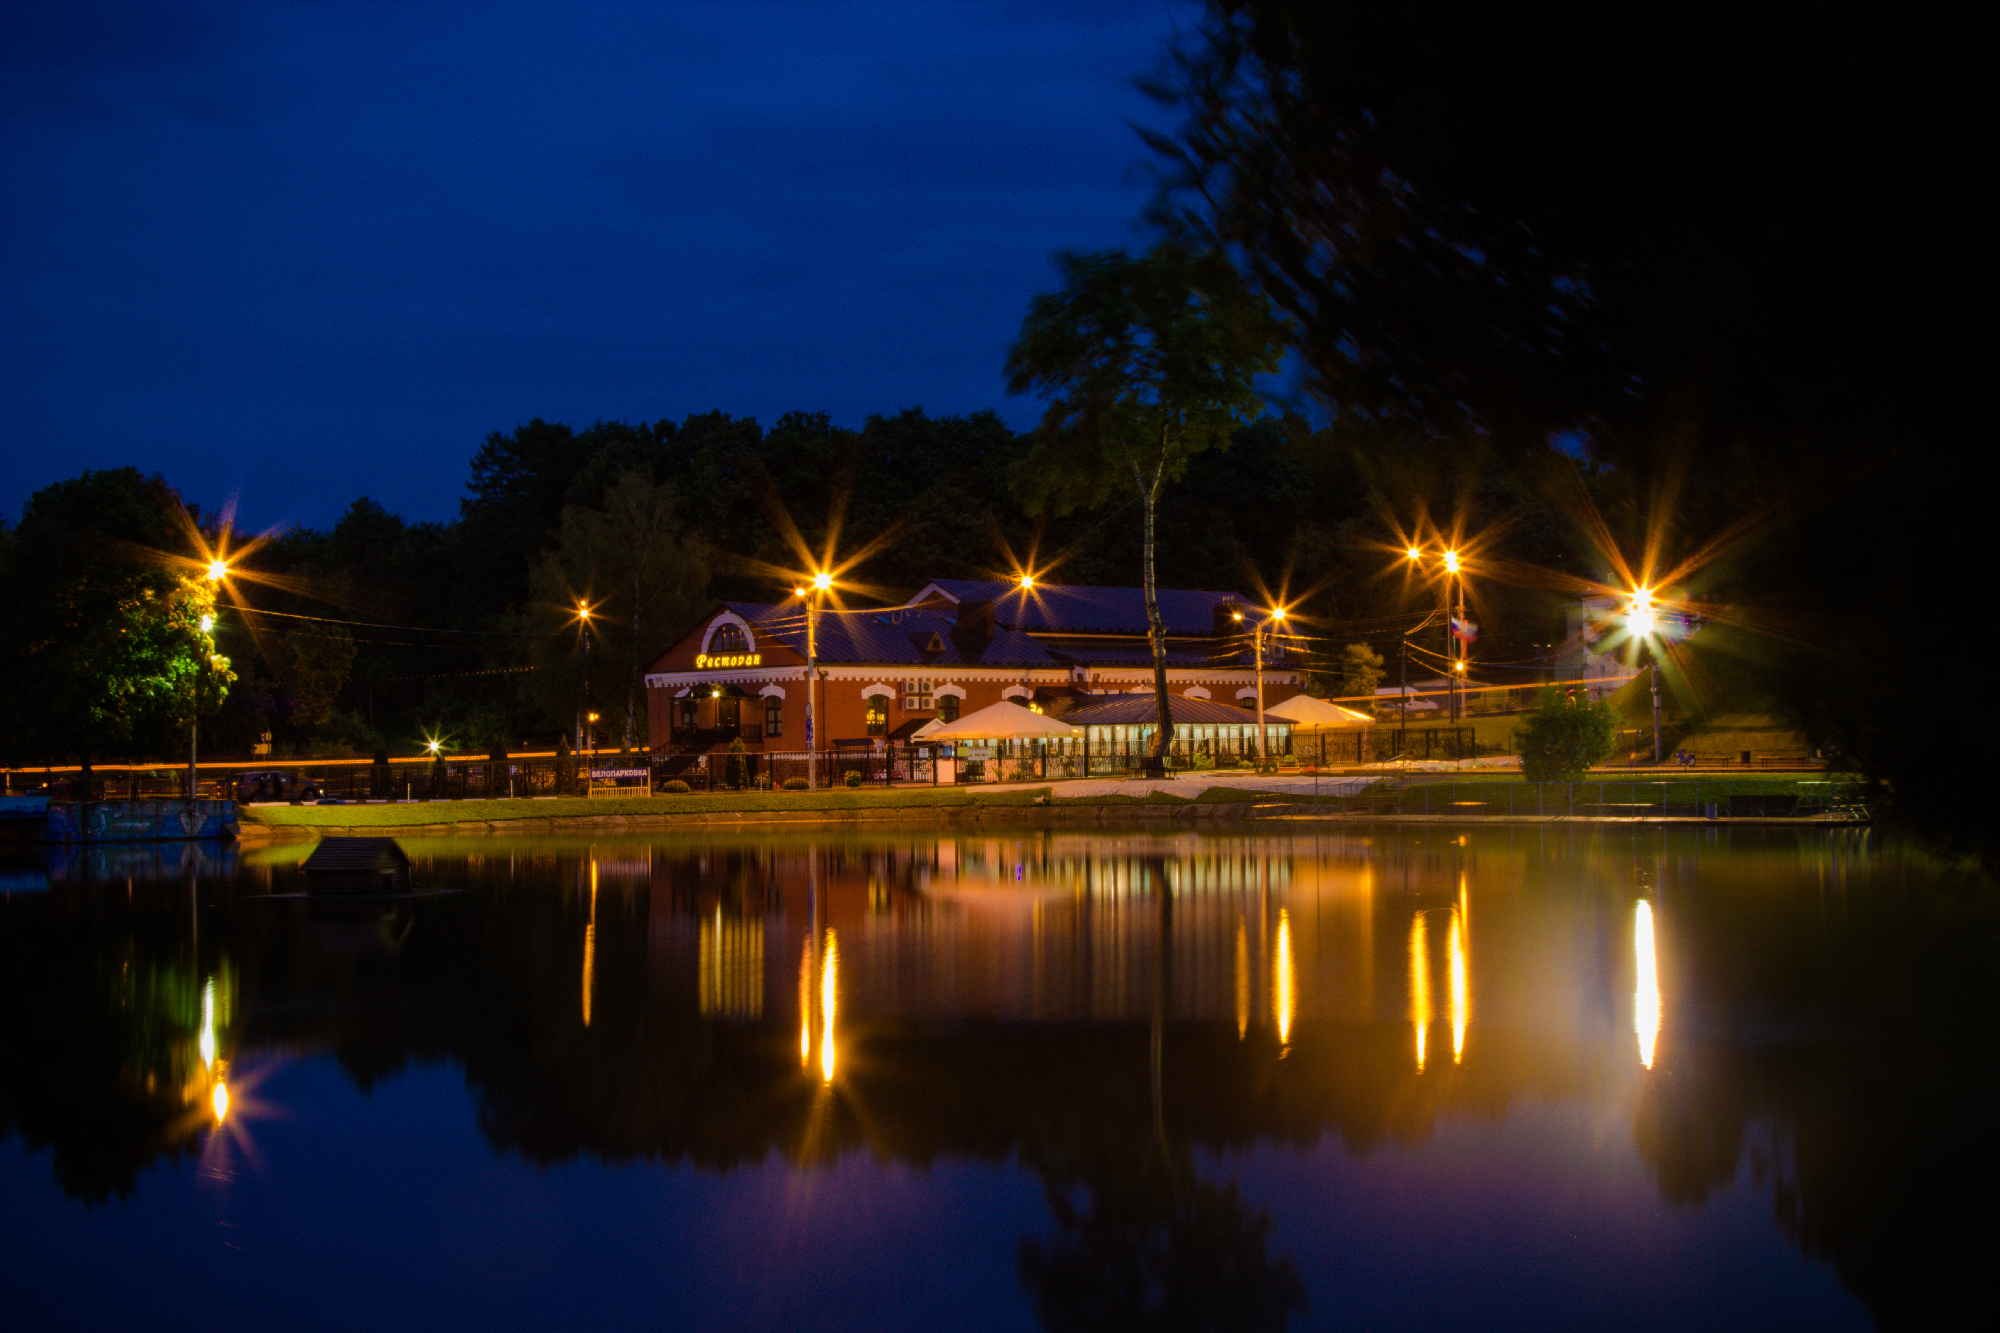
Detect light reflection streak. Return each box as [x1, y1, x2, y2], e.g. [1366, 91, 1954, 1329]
[799, 938, 813, 1068]
[1409, 912, 1431, 1072]
[1635, 899, 1659, 1070]
[1448, 908, 1467, 1064]
[581, 858, 597, 1028]
[1273, 909, 1294, 1051]
[211, 1079, 229, 1124]
[198, 977, 217, 1068]
[1235, 916, 1249, 1041]
[819, 929, 840, 1083]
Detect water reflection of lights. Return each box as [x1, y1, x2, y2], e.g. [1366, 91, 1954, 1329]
[1409, 912, 1431, 1072]
[1448, 909, 1468, 1065]
[582, 859, 598, 1028]
[1235, 916, 1249, 1041]
[211, 1079, 230, 1124]
[799, 938, 814, 1068]
[1273, 909, 1294, 1051]
[1635, 900, 1660, 1070]
[819, 930, 840, 1084]
[198, 977, 218, 1068]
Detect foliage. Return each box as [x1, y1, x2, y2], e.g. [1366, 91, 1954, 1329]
[279, 626, 356, 736]
[553, 733, 575, 794]
[726, 737, 748, 790]
[0, 468, 233, 769]
[782, 777, 808, 791]
[661, 779, 691, 794]
[844, 771, 862, 787]
[1338, 643, 1384, 699]
[1147, 1, 1985, 860]
[525, 471, 707, 751]
[1514, 690, 1618, 782]
[1007, 241, 1286, 759]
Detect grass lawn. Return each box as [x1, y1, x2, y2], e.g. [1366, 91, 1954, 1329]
[243, 784, 1266, 827]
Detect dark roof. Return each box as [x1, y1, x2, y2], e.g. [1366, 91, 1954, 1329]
[1063, 693, 1284, 727]
[911, 579, 1253, 636]
[302, 837, 409, 872]
[730, 602, 1059, 668]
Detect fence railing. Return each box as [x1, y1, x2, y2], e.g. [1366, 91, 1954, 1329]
[7, 725, 1483, 802]
[1313, 779, 1868, 819]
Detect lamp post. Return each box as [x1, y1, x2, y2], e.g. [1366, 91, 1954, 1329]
[1235, 606, 1287, 763]
[1441, 550, 1465, 723]
[189, 560, 227, 801]
[795, 571, 832, 791]
[576, 602, 593, 793]
[1627, 587, 1662, 763]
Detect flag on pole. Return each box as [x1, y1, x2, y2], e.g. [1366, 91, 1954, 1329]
[1450, 617, 1479, 642]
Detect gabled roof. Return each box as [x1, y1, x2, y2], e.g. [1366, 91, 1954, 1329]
[728, 602, 1059, 669]
[907, 579, 1252, 636]
[1063, 693, 1284, 727]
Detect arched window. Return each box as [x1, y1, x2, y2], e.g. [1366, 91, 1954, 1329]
[865, 696, 887, 735]
[709, 623, 747, 655]
[938, 694, 960, 724]
[765, 695, 783, 738]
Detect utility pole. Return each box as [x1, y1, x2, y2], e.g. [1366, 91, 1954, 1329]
[1651, 661, 1663, 764]
[797, 571, 831, 791]
[1400, 633, 1409, 729]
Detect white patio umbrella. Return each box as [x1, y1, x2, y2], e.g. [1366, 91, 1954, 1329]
[1265, 696, 1375, 728]
[925, 700, 1078, 741]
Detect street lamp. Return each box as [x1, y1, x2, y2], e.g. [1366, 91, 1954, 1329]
[575, 602, 595, 789]
[1626, 587, 1662, 762]
[794, 572, 835, 790]
[1236, 607, 1287, 764]
[190, 561, 228, 802]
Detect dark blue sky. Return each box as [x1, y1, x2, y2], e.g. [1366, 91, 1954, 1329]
[2, 1, 1192, 532]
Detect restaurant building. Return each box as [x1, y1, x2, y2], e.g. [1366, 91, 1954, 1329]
[644, 579, 1304, 757]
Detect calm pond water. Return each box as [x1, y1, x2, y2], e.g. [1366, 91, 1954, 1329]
[1, 826, 1989, 1330]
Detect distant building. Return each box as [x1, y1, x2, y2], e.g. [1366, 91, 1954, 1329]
[644, 579, 1304, 756]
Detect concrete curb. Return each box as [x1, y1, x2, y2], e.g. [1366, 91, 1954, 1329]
[238, 801, 1261, 840]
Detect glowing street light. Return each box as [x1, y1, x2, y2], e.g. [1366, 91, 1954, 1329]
[1019, 573, 1034, 589]
[1626, 586, 1663, 762]
[794, 572, 837, 789]
[425, 738, 442, 756]
[206, 559, 229, 581]
[1247, 606, 1287, 763]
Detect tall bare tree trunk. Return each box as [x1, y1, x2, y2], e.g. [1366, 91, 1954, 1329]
[1136, 455, 1174, 769]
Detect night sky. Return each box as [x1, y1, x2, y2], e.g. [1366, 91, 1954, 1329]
[2, 1, 1189, 532]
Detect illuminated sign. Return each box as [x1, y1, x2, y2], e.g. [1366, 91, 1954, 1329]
[695, 653, 762, 669]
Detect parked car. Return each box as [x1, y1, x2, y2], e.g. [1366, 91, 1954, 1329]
[232, 770, 323, 804]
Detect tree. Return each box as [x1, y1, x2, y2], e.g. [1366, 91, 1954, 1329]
[526, 472, 707, 751]
[0, 469, 232, 780]
[1007, 242, 1287, 766]
[1147, 1, 1987, 859]
[1514, 689, 1617, 782]
[1337, 643, 1383, 699]
[279, 626, 356, 740]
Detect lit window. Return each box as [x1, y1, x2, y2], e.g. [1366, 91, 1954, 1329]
[865, 696, 887, 736]
[765, 696, 782, 738]
[710, 623, 747, 655]
[938, 694, 960, 724]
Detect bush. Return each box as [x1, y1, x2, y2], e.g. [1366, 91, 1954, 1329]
[844, 771, 862, 787]
[782, 777, 809, 791]
[661, 779, 692, 794]
[726, 737, 748, 789]
[1515, 689, 1618, 781]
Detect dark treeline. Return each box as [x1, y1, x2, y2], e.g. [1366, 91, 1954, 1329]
[0, 407, 1582, 769]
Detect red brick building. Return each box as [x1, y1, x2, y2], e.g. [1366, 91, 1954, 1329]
[645, 579, 1304, 756]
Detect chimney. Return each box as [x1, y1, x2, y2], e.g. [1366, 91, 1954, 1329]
[954, 599, 994, 638]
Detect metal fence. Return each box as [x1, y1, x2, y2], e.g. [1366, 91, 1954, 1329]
[1323, 779, 1867, 819]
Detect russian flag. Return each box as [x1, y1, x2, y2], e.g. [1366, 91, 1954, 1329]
[1450, 617, 1479, 642]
